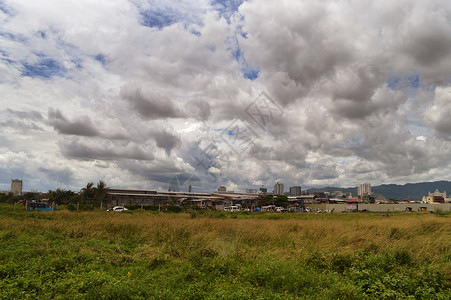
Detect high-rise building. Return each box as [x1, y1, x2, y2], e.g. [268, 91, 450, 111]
[274, 182, 284, 195]
[358, 183, 371, 197]
[246, 189, 257, 194]
[11, 179, 23, 196]
[289, 186, 302, 196]
[218, 186, 226, 192]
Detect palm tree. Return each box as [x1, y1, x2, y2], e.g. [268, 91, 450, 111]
[80, 182, 95, 205]
[95, 180, 107, 210]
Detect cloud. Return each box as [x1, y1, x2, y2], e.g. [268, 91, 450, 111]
[121, 85, 186, 119]
[151, 129, 181, 156]
[423, 87, 451, 139]
[47, 108, 127, 139]
[0, 119, 43, 132]
[59, 138, 154, 161]
[48, 108, 101, 137]
[2, 0, 451, 193]
[6, 108, 42, 120]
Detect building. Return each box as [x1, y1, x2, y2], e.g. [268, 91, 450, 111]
[274, 182, 284, 195]
[289, 186, 302, 196]
[422, 189, 451, 203]
[218, 186, 226, 192]
[358, 183, 371, 198]
[246, 189, 258, 194]
[260, 187, 267, 194]
[11, 179, 23, 196]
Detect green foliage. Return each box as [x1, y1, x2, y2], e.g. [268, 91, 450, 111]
[23, 192, 36, 201]
[0, 192, 21, 204]
[274, 195, 289, 207]
[261, 195, 274, 206]
[0, 206, 449, 299]
[48, 188, 75, 205]
[435, 209, 451, 217]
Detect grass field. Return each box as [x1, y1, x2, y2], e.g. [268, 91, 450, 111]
[0, 205, 449, 299]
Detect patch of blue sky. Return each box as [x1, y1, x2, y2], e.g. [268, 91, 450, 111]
[94, 53, 108, 66]
[36, 30, 46, 39]
[140, 7, 179, 29]
[206, 45, 216, 52]
[406, 74, 419, 89]
[241, 67, 259, 80]
[387, 74, 420, 90]
[22, 57, 65, 79]
[190, 29, 201, 36]
[236, 24, 247, 39]
[0, 1, 13, 15]
[0, 31, 27, 43]
[140, 5, 204, 30]
[0, 55, 15, 65]
[227, 35, 259, 80]
[387, 76, 400, 89]
[211, 0, 246, 23]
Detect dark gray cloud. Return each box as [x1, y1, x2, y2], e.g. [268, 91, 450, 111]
[121, 85, 186, 120]
[47, 108, 128, 140]
[48, 108, 101, 137]
[116, 159, 186, 187]
[401, 18, 451, 67]
[187, 99, 211, 121]
[59, 139, 154, 161]
[151, 129, 181, 156]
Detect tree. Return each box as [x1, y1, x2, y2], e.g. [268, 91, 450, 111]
[95, 180, 107, 209]
[80, 182, 95, 204]
[275, 195, 289, 207]
[0, 192, 17, 204]
[48, 189, 75, 205]
[261, 195, 274, 206]
[23, 192, 36, 201]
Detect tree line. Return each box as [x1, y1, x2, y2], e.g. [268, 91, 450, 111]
[0, 181, 108, 208]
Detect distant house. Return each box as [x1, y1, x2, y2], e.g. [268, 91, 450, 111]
[422, 189, 451, 203]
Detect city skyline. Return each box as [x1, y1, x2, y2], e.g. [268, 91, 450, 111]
[1, 1, 451, 193]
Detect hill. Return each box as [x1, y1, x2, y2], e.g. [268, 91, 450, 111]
[307, 180, 451, 200]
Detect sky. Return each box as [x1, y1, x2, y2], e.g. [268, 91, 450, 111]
[1, 0, 451, 193]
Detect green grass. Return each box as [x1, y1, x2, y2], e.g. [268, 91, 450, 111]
[0, 204, 449, 299]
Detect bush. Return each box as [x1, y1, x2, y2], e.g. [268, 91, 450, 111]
[163, 206, 184, 213]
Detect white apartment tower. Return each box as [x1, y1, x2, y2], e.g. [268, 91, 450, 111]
[274, 182, 284, 195]
[358, 182, 371, 197]
[11, 179, 23, 196]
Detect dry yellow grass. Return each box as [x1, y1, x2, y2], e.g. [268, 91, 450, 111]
[3, 210, 448, 263]
[1, 208, 449, 298]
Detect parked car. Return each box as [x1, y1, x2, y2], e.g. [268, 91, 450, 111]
[275, 207, 286, 213]
[224, 205, 241, 212]
[107, 206, 128, 212]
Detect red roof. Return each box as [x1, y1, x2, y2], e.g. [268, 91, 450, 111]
[346, 199, 360, 203]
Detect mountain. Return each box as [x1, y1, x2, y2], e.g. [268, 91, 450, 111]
[307, 180, 451, 200]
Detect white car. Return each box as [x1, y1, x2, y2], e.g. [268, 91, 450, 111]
[224, 205, 241, 212]
[275, 207, 286, 212]
[107, 206, 128, 212]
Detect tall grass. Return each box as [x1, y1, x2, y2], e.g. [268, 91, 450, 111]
[0, 205, 449, 299]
